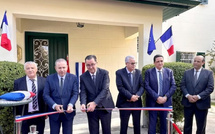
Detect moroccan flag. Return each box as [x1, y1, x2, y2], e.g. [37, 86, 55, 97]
[1, 11, 11, 51]
[66, 55, 70, 73]
[147, 24, 156, 55]
[160, 26, 174, 56]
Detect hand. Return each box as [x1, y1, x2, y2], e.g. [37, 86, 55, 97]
[163, 96, 167, 103]
[187, 95, 196, 103]
[130, 95, 139, 102]
[66, 105, 74, 113]
[45, 115, 48, 119]
[192, 95, 199, 102]
[156, 96, 167, 104]
[156, 96, 164, 104]
[81, 104, 86, 112]
[87, 102, 97, 112]
[55, 105, 64, 113]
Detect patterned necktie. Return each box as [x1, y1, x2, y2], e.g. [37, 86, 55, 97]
[158, 71, 163, 96]
[194, 71, 198, 85]
[30, 79, 37, 110]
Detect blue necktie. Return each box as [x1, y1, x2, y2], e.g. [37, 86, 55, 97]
[92, 75, 96, 85]
[30, 79, 37, 110]
[158, 71, 163, 96]
[128, 73, 133, 87]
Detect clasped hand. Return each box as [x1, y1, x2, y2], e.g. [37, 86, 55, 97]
[127, 95, 139, 102]
[187, 95, 199, 103]
[156, 96, 167, 104]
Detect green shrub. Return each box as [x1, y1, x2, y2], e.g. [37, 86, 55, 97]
[0, 61, 25, 134]
[142, 62, 193, 128]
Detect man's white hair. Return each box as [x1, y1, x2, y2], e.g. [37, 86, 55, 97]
[125, 56, 135, 63]
[24, 61, 37, 70]
[55, 58, 67, 66]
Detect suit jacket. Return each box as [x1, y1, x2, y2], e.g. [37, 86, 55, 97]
[14, 76, 46, 117]
[116, 67, 144, 108]
[181, 68, 214, 110]
[80, 68, 114, 111]
[144, 67, 176, 107]
[43, 73, 79, 121]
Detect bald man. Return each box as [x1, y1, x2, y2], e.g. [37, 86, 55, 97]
[181, 55, 214, 134]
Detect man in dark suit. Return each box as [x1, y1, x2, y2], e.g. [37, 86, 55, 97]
[80, 55, 114, 134]
[116, 55, 144, 134]
[181, 55, 214, 134]
[14, 61, 46, 134]
[144, 54, 176, 134]
[43, 58, 78, 134]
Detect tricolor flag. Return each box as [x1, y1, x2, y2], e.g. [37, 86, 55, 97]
[66, 55, 70, 73]
[75, 62, 85, 86]
[160, 26, 174, 56]
[1, 11, 11, 51]
[147, 24, 156, 55]
[0, 91, 35, 101]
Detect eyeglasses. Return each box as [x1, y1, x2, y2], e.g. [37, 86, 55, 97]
[86, 63, 96, 67]
[128, 62, 137, 65]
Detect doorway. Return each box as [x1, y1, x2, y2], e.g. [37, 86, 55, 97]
[25, 32, 68, 77]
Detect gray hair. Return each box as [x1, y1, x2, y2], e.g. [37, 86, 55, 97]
[55, 58, 67, 66]
[125, 56, 135, 63]
[24, 61, 37, 70]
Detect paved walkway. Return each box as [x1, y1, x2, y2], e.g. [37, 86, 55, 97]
[43, 106, 215, 134]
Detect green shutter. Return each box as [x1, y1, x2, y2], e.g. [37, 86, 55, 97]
[176, 51, 181, 62]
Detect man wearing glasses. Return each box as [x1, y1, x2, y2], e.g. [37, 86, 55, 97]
[80, 55, 114, 134]
[116, 55, 144, 134]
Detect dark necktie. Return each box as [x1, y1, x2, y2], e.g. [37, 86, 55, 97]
[194, 71, 198, 85]
[158, 71, 163, 96]
[92, 75, 96, 85]
[60, 77, 64, 90]
[30, 79, 37, 110]
[128, 73, 133, 87]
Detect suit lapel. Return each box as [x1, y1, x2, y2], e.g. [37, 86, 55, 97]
[54, 74, 61, 96]
[162, 68, 166, 90]
[22, 76, 28, 91]
[190, 69, 196, 87]
[86, 71, 96, 90]
[195, 68, 204, 87]
[95, 68, 101, 93]
[152, 68, 158, 92]
[123, 68, 132, 89]
[62, 74, 69, 94]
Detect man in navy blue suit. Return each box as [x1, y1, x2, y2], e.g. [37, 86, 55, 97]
[116, 55, 144, 134]
[80, 55, 114, 134]
[144, 54, 176, 134]
[181, 56, 214, 134]
[14, 61, 46, 134]
[43, 58, 78, 134]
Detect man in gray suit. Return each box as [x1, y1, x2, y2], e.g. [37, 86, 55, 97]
[181, 55, 214, 134]
[80, 55, 114, 134]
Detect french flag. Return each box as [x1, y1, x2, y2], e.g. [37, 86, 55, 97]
[160, 26, 174, 56]
[1, 11, 11, 51]
[75, 62, 85, 86]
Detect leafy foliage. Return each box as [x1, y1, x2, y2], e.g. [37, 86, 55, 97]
[0, 61, 25, 134]
[142, 62, 193, 126]
[205, 41, 215, 74]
